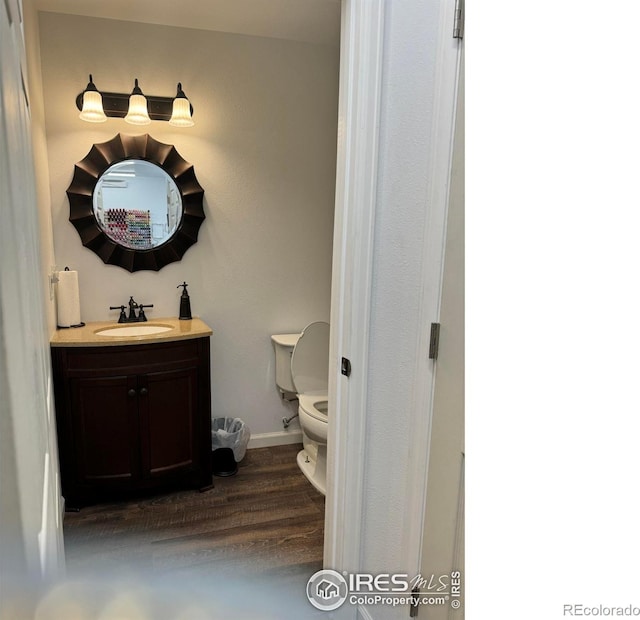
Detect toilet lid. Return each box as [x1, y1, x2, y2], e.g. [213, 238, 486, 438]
[291, 321, 330, 395]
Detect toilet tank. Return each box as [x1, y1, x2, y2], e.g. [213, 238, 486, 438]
[271, 333, 301, 394]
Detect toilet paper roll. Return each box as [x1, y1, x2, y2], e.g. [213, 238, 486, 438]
[57, 269, 82, 327]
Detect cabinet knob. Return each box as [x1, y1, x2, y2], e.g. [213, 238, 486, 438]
[127, 388, 137, 397]
[139, 387, 148, 396]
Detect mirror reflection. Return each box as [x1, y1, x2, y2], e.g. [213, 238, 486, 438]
[93, 160, 182, 250]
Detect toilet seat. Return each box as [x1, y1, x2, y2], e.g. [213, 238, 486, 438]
[291, 321, 330, 396]
[299, 394, 328, 423]
[298, 394, 328, 447]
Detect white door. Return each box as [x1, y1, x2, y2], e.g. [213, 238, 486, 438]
[0, 0, 64, 587]
[418, 44, 465, 620]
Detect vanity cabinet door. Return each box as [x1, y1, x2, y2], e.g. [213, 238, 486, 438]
[52, 337, 212, 508]
[69, 374, 140, 485]
[139, 366, 199, 477]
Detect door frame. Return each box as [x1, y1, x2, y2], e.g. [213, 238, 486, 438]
[323, 0, 385, 575]
[418, 41, 465, 620]
[325, 0, 463, 594]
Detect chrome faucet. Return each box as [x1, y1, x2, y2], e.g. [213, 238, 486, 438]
[109, 297, 154, 323]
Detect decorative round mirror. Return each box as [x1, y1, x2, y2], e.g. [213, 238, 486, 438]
[66, 134, 205, 272]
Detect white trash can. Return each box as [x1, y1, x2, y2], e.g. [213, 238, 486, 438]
[211, 417, 250, 476]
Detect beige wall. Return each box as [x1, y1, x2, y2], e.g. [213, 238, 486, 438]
[38, 12, 338, 436]
[25, 2, 57, 334]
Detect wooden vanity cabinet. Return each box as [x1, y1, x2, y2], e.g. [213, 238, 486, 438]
[51, 337, 212, 507]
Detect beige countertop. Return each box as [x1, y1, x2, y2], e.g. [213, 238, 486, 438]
[51, 317, 213, 347]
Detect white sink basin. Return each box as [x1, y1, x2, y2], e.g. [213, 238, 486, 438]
[95, 324, 174, 337]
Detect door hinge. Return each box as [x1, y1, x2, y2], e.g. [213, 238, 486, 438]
[453, 0, 464, 39]
[429, 323, 440, 360]
[409, 587, 420, 617]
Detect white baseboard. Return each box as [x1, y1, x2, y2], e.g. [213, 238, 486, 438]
[248, 430, 303, 449]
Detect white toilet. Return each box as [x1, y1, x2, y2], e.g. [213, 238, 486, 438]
[271, 321, 330, 495]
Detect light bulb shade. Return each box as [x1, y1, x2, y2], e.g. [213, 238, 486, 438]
[124, 93, 151, 125]
[169, 97, 194, 127]
[79, 89, 107, 123]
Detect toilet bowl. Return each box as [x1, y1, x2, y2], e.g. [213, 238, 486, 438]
[296, 394, 329, 495]
[298, 395, 328, 443]
[272, 321, 330, 495]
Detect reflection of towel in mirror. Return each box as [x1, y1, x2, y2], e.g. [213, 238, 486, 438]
[152, 223, 165, 240]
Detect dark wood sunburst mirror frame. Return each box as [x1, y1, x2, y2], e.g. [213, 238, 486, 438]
[66, 134, 205, 272]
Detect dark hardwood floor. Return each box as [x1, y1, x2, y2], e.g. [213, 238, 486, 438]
[62, 444, 326, 618]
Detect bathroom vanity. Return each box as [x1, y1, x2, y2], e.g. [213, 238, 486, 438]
[51, 318, 213, 508]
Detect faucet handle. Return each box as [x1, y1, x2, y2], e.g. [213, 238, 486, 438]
[138, 304, 154, 322]
[109, 305, 127, 323]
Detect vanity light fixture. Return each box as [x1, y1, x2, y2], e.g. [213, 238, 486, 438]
[75, 76, 195, 126]
[78, 75, 107, 123]
[169, 83, 194, 127]
[123, 79, 151, 125]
